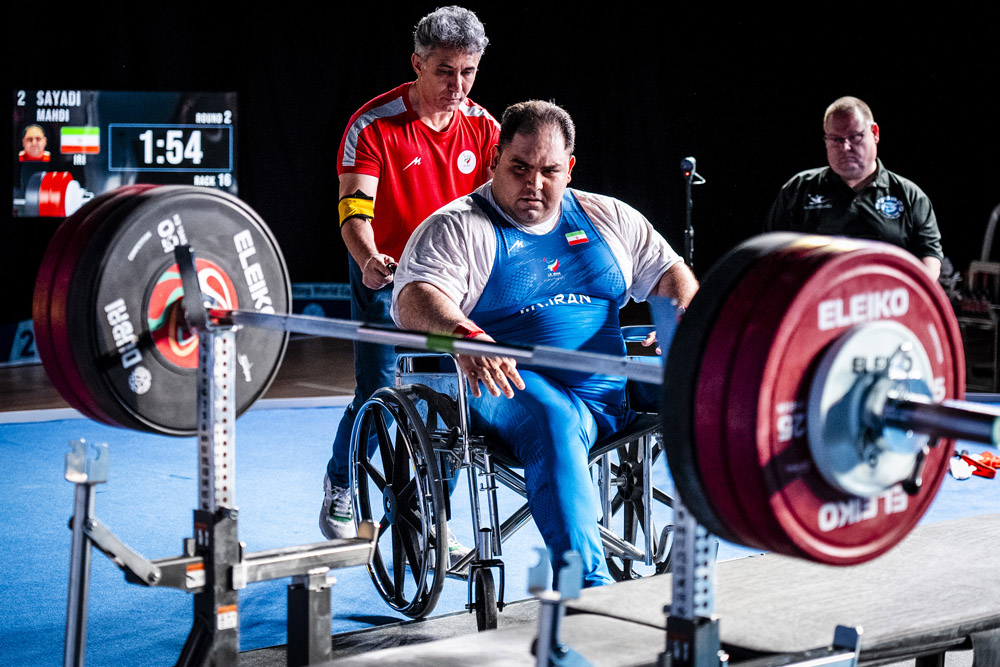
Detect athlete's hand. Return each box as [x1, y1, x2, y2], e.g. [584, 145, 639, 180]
[640, 330, 662, 356]
[456, 334, 525, 399]
[640, 305, 686, 356]
[361, 254, 396, 290]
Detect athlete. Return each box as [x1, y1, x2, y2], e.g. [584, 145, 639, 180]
[19, 125, 50, 161]
[319, 7, 499, 567]
[392, 100, 698, 586]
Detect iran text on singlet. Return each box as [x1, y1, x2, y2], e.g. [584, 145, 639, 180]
[469, 190, 629, 412]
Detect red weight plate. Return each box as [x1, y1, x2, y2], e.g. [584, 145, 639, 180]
[694, 239, 834, 548]
[727, 239, 961, 564]
[38, 172, 74, 217]
[711, 243, 846, 551]
[49, 186, 162, 424]
[48, 186, 200, 430]
[47, 186, 159, 423]
[35, 185, 157, 422]
[34, 191, 107, 420]
[663, 232, 807, 542]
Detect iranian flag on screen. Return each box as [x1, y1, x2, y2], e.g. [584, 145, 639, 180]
[60, 127, 100, 154]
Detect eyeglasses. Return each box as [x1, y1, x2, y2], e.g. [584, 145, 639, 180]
[824, 129, 869, 146]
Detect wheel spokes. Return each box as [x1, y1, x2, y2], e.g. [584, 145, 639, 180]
[391, 526, 407, 605]
[361, 458, 387, 492]
[375, 408, 395, 472]
[392, 429, 412, 490]
[351, 387, 451, 618]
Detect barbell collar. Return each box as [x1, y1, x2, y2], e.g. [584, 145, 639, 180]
[175, 245, 209, 332]
[884, 394, 1000, 446]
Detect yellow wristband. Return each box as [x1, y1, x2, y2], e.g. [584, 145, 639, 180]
[338, 196, 375, 226]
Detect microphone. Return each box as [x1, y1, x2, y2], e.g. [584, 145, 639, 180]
[680, 156, 706, 185]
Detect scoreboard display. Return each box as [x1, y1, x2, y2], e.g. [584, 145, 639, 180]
[13, 90, 238, 218]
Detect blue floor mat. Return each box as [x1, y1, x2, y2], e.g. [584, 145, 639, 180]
[1, 406, 997, 666]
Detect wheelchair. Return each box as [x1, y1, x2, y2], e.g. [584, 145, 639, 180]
[347, 326, 674, 630]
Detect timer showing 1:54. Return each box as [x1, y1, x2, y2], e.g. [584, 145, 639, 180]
[109, 123, 232, 172]
[139, 128, 203, 165]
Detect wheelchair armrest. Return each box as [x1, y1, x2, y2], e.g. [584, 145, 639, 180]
[395, 351, 458, 375]
[621, 325, 655, 343]
[587, 414, 660, 463]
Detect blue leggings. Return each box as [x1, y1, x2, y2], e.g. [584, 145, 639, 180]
[470, 370, 628, 588]
[327, 257, 396, 486]
[327, 260, 460, 498]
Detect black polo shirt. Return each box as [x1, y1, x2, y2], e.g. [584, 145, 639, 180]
[764, 159, 943, 260]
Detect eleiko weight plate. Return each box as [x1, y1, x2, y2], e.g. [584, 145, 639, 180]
[50, 186, 290, 435]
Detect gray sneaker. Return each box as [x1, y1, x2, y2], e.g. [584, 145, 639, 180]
[319, 476, 356, 540]
[423, 525, 472, 569]
[445, 529, 473, 568]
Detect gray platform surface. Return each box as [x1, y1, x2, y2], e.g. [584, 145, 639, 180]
[242, 599, 543, 666]
[567, 514, 1000, 661]
[325, 614, 665, 666]
[307, 515, 998, 666]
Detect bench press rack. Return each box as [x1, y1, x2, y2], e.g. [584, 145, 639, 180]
[62, 246, 377, 667]
[657, 496, 862, 667]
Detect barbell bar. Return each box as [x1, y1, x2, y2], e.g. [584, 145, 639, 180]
[212, 308, 998, 445]
[210, 309, 666, 386]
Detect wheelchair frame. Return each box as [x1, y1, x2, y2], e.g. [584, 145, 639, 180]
[348, 336, 675, 630]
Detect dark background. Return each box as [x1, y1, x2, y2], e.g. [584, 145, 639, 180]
[6, 3, 999, 324]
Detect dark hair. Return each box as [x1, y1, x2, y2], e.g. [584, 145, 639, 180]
[413, 6, 488, 57]
[22, 124, 46, 139]
[499, 100, 575, 153]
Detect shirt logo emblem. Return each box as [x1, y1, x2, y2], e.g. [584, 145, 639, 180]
[565, 230, 588, 246]
[804, 195, 833, 210]
[875, 195, 904, 219]
[457, 150, 477, 174]
[403, 157, 422, 171]
[544, 257, 561, 276]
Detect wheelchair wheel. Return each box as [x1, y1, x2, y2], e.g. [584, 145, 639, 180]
[472, 568, 498, 631]
[350, 386, 449, 618]
[405, 383, 461, 455]
[603, 436, 675, 580]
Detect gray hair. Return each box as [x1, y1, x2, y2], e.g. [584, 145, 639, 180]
[413, 6, 489, 58]
[824, 96, 875, 125]
[499, 100, 576, 154]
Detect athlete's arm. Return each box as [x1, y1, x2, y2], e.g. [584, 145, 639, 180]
[652, 261, 698, 308]
[339, 172, 396, 290]
[396, 281, 524, 399]
[641, 262, 699, 353]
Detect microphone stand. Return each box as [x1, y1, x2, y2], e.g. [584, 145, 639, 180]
[681, 157, 706, 272]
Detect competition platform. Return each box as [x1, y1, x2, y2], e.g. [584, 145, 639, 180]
[30, 186, 1000, 667]
[303, 514, 1000, 666]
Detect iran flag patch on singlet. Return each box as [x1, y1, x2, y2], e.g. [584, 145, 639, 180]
[565, 230, 588, 245]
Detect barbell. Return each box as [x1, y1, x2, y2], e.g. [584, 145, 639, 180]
[33, 185, 290, 434]
[17, 171, 94, 218]
[33, 186, 998, 565]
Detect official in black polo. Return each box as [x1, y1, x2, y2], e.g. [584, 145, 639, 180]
[764, 96, 943, 279]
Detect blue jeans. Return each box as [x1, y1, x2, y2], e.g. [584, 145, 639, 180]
[470, 369, 627, 587]
[326, 257, 396, 487]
